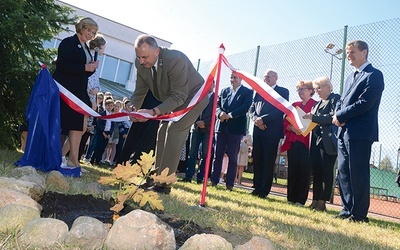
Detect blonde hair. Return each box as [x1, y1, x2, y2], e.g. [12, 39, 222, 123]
[75, 17, 98, 34]
[296, 80, 315, 97]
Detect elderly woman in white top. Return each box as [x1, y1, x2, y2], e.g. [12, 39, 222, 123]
[303, 76, 341, 211]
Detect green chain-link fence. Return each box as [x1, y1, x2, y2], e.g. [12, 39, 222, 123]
[197, 18, 400, 219]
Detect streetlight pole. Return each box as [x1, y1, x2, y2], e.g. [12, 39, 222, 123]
[329, 54, 334, 80]
[324, 43, 342, 80]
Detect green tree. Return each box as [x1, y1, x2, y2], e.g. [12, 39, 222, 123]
[379, 155, 394, 172]
[0, 0, 76, 149]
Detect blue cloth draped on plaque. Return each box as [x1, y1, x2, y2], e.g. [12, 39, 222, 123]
[15, 67, 63, 173]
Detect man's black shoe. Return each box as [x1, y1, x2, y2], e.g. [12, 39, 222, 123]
[196, 179, 203, 184]
[258, 193, 267, 199]
[151, 185, 171, 194]
[334, 214, 350, 220]
[139, 178, 155, 189]
[348, 216, 369, 223]
[180, 178, 191, 183]
[251, 190, 259, 196]
[226, 185, 233, 191]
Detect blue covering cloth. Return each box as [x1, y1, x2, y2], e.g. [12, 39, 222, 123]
[14, 67, 74, 175]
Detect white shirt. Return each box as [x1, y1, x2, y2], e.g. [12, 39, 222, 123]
[229, 85, 242, 105]
[104, 110, 112, 131]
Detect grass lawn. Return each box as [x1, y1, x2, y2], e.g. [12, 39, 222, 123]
[1, 149, 400, 249]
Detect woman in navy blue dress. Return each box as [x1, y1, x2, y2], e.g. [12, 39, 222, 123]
[53, 17, 99, 168]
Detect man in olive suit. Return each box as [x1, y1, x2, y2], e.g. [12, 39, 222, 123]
[130, 34, 208, 194]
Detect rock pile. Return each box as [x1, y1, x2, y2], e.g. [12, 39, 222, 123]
[0, 166, 274, 249]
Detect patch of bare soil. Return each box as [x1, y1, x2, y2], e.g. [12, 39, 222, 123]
[39, 192, 210, 248]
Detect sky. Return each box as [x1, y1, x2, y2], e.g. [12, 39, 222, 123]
[60, 0, 400, 63]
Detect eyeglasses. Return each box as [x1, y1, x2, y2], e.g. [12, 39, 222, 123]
[83, 26, 97, 36]
[297, 87, 311, 92]
[264, 75, 277, 79]
[314, 85, 326, 91]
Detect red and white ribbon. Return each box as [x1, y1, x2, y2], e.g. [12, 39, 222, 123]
[55, 55, 302, 129]
[55, 58, 218, 122]
[221, 55, 303, 130]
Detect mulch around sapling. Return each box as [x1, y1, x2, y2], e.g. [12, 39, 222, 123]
[39, 192, 211, 247]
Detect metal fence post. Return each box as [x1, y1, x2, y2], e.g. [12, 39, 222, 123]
[339, 25, 348, 95]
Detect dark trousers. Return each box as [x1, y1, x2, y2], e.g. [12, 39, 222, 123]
[337, 138, 372, 219]
[115, 133, 125, 165]
[177, 133, 190, 173]
[84, 129, 97, 160]
[252, 128, 280, 196]
[287, 141, 312, 205]
[185, 129, 212, 182]
[117, 120, 160, 165]
[91, 132, 109, 165]
[211, 129, 242, 187]
[79, 132, 92, 160]
[117, 90, 161, 165]
[311, 145, 337, 201]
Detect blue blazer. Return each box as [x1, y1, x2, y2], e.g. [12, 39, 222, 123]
[335, 63, 384, 141]
[96, 111, 114, 136]
[215, 85, 253, 135]
[249, 85, 289, 139]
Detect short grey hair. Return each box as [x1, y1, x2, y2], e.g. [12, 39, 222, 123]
[313, 76, 333, 91]
[134, 34, 159, 49]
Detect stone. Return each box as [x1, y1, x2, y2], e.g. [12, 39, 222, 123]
[10, 166, 38, 177]
[46, 170, 70, 192]
[18, 218, 69, 249]
[179, 233, 233, 250]
[0, 177, 44, 201]
[64, 216, 108, 249]
[105, 209, 176, 250]
[0, 188, 42, 212]
[234, 236, 275, 250]
[0, 204, 40, 233]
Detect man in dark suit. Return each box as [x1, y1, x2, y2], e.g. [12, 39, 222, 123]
[117, 91, 161, 166]
[183, 83, 215, 184]
[249, 69, 289, 199]
[211, 72, 253, 191]
[333, 40, 384, 223]
[130, 34, 209, 194]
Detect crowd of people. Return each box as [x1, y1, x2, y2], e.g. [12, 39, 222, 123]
[49, 16, 387, 223]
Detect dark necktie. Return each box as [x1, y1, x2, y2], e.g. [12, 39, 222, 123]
[152, 66, 159, 97]
[353, 71, 359, 80]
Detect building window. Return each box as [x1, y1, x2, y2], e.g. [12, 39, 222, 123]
[115, 60, 132, 85]
[101, 56, 132, 86]
[101, 56, 118, 82]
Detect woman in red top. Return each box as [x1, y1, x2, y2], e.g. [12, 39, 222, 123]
[282, 80, 316, 206]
